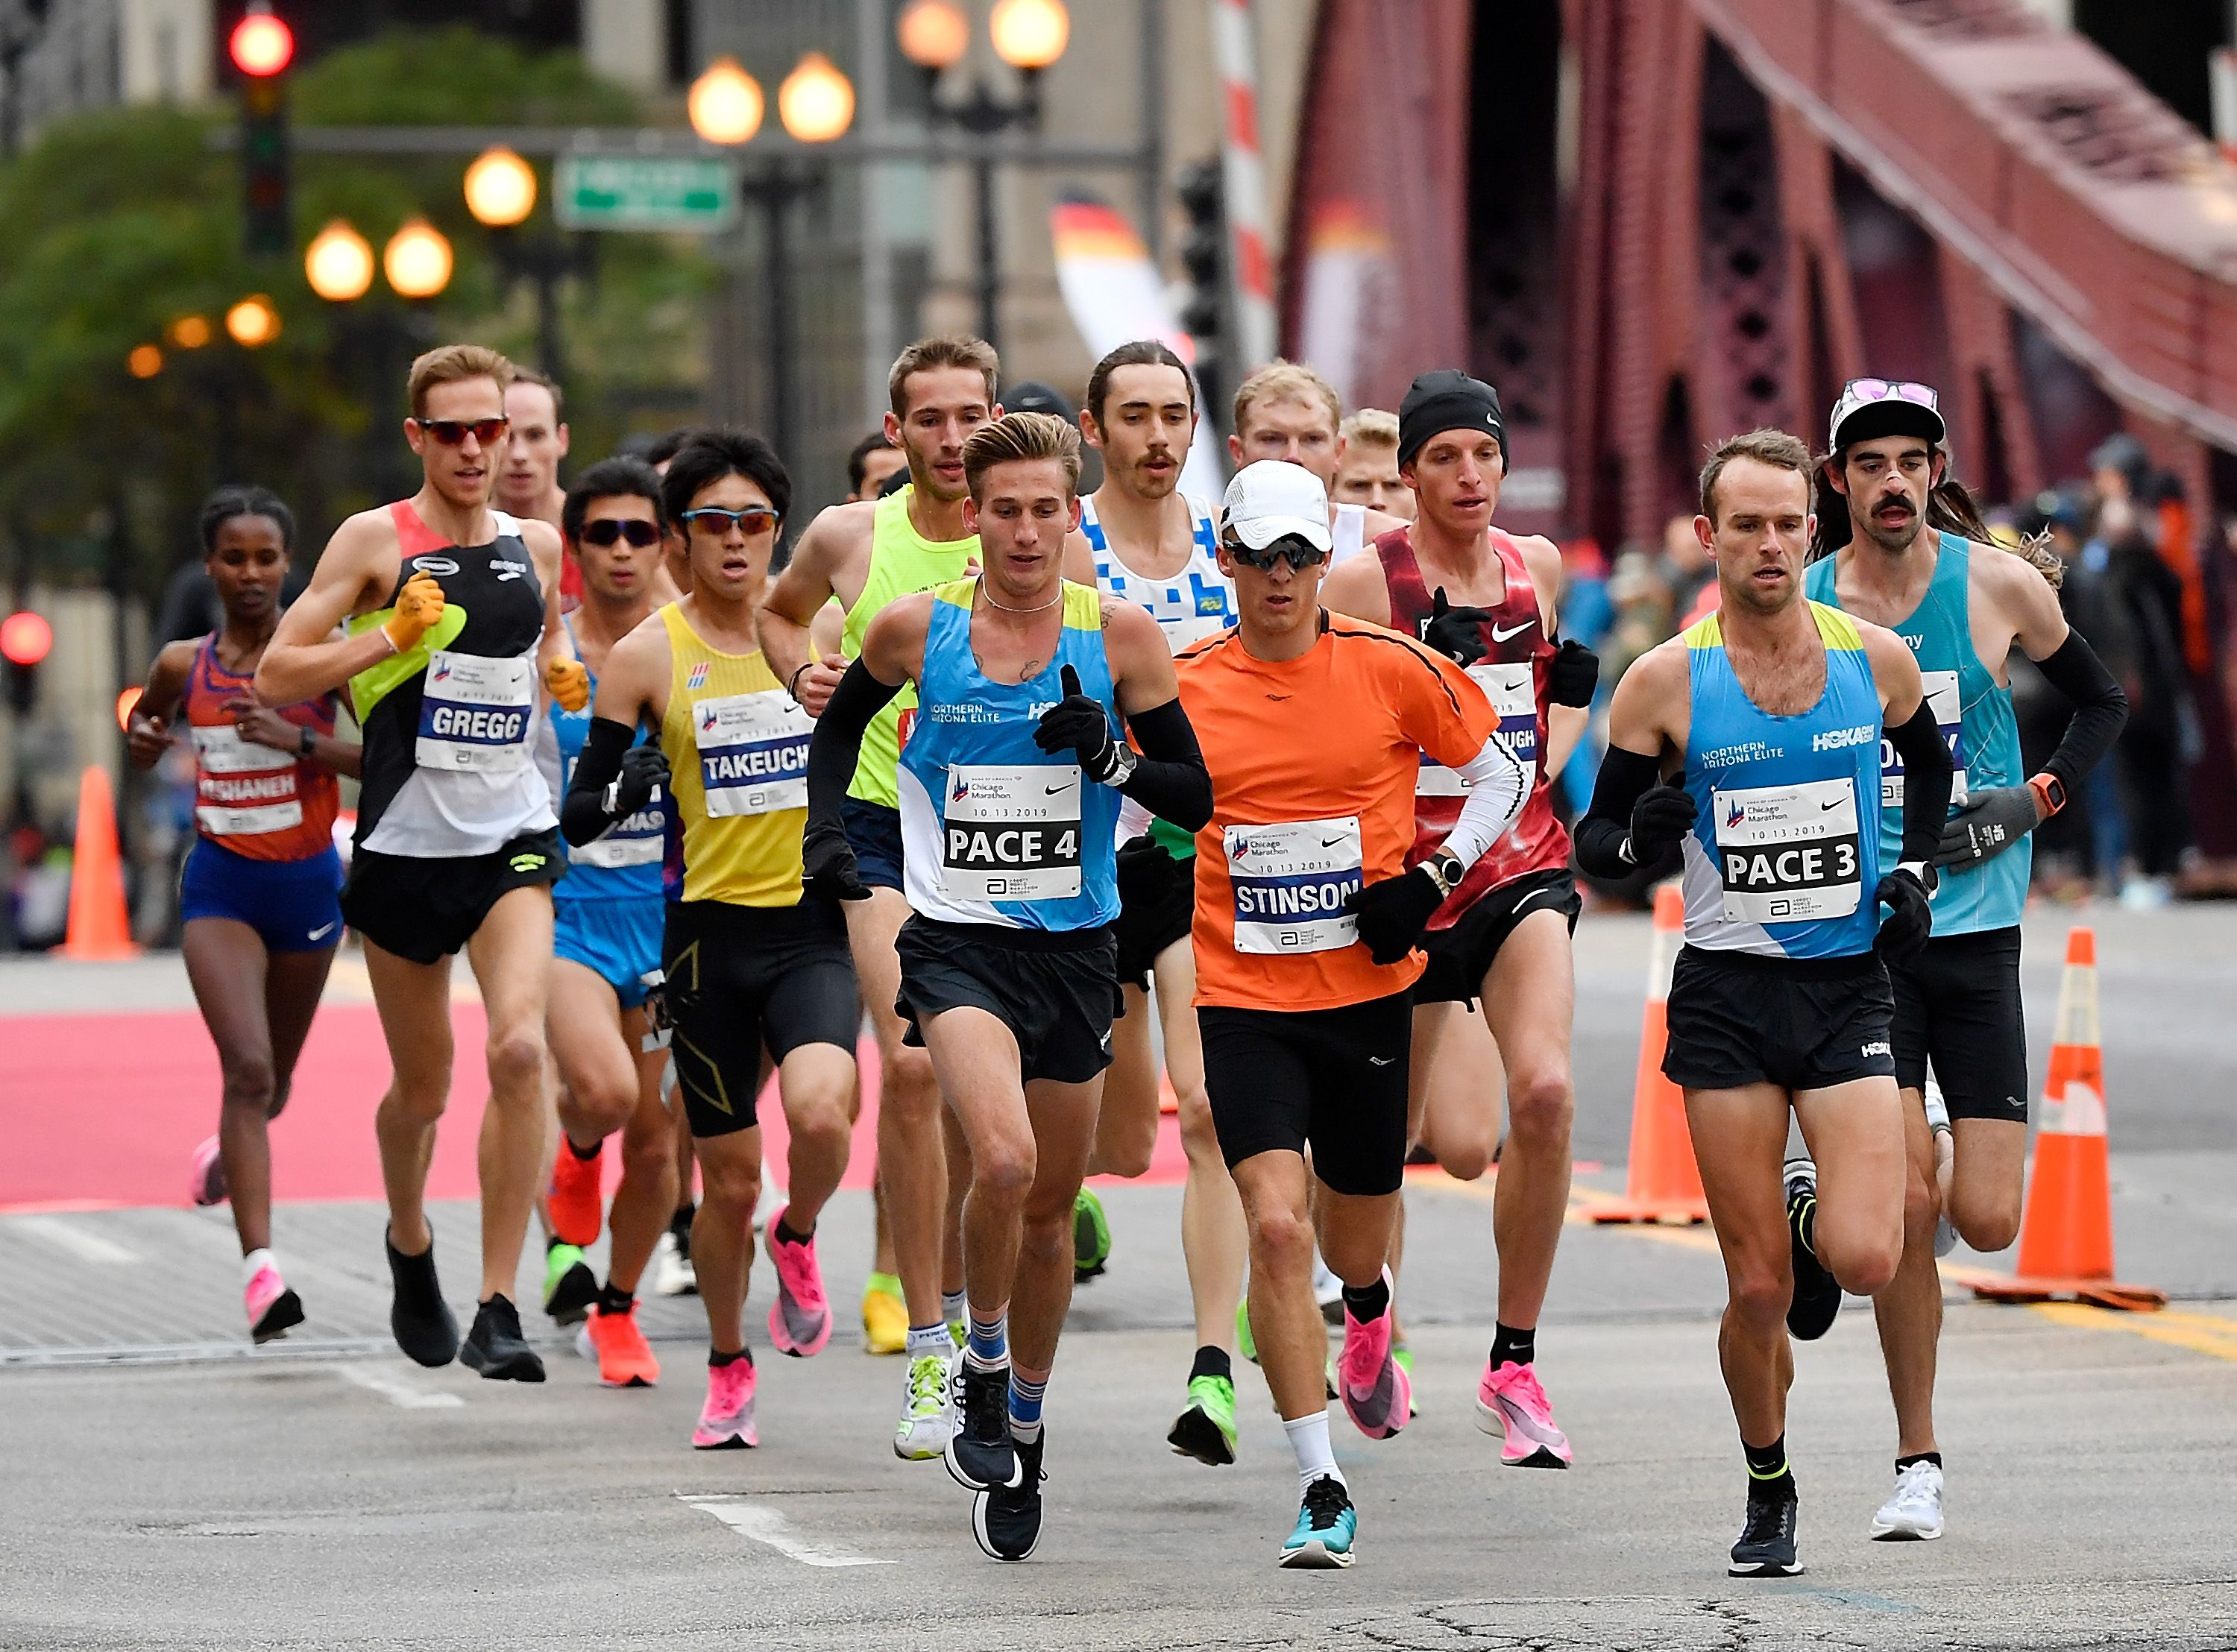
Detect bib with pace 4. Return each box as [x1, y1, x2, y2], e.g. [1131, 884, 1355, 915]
[1419, 662, 1536, 798]
[1713, 778, 1863, 924]
[1881, 669, 1969, 809]
[564, 753, 663, 868]
[695, 690, 812, 818]
[1224, 816, 1363, 955]
[416, 650, 534, 772]
[942, 765, 1083, 901]
[192, 725, 303, 837]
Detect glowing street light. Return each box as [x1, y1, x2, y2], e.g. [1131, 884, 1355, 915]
[383, 219, 453, 300]
[1, 611, 53, 668]
[169, 315, 213, 350]
[227, 295, 281, 347]
[127, 344, 163, 379]
[689, 56, 765, 146]
[779, 52, 855, 145]
[989, 0, 1070, 70]
[227, 4, 293, 78]
[305, 220, 374, 302]
[464, 145, 537, 228]
[897, 1, 969, 72]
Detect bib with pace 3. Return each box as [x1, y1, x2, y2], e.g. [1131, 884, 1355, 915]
[1881, 669, 1968, 809]
[1224, 816, 1363, 954]
[942, 765, 1083, 901]
[415, 650, 534, 772]
[565, 752, 664, 868]
[1419, 663, 1536, 798]
[696, 690, 813, 819]
[1712, 778, 1863, 924]
[192, 725, 303, 837]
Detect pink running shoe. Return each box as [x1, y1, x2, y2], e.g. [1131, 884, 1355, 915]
[189, 1136, 227, 1207]
[693, 1357, 758, 1449]
[245, 1263, 303, 1345]
[1335, 1269, 1410, 1440]
[1475, 1359, 1573, 1468]
[765, 1208, 831, 1358]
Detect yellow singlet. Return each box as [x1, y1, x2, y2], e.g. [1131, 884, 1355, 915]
[840, 484, 978, 808]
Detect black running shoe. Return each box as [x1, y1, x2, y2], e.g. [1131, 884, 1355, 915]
[461, 1293, 546, 1382]
[944, 1358, 1018, 1491]
[972, 1431, 1044, 1561]
[1728, 1484, 1802, 1577]
[542, 1242, 599, 1326]
[386, 1229, 459, 1368]
[1784, 1158, 1841, 1342]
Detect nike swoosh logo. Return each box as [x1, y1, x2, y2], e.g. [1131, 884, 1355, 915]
[1490, 620, 1534, 643]
[1510, 888, 1562, 918]
[1046, 784, 1070, 794]
[1266, 693, 1292, 702]
[1321, 836, 1345, 848]
[1368, 1056, 1394, 1066]
[1821, 799, 1845, 810]
[307, 921, 337, 941]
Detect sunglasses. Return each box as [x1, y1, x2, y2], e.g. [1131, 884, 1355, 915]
[578, 518, 663, 549]
[1840, 379, 1939, 410]
[680, 505, 781, 536]
[414, 416, 511, 446]
[1222, 535, 1328, 573]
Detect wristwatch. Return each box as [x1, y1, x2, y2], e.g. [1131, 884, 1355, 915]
[2026, 772, 2067, 819]
[1101, 739, 1138, 788]
[298, 725, 315, 757]
[1421, 849, 1464, 899]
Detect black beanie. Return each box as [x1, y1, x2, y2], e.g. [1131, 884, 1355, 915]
[1397, 370, 1505, 471]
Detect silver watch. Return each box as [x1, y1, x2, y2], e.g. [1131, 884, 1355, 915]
[1423, 850, 1464, 898]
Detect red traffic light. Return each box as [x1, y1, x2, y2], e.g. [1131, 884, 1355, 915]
[1, 610, 53, 667]
[230, 9, 294, 78]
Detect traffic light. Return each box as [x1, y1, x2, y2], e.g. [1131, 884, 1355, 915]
[231, 4, 295, 259]
[2, 611, 51, 716]
[1175, 156, 1226, 349]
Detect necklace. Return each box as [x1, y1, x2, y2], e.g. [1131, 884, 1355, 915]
[979, 584, 1063, 614]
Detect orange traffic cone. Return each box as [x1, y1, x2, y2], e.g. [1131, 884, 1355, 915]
[59, 764, 139, 960]
[1972, 927, 2162, 1311]
[1591, 883, 1708, 1224]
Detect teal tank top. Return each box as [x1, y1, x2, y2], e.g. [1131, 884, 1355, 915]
[1678, 605, 1884, 961]
[1804, 532, 2026, 935]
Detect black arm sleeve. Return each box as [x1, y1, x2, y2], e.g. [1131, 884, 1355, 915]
[1116, 696, 1214, 832]
[805, 660, 902, 839]
[561, 718, 638, 848]
[1888, 697, 1954, 865]
[1574, 745, 1662, 878]
[2031, 629, 2127, 795]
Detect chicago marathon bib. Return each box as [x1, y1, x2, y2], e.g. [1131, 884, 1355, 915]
[564, 754, 664, 868]
[192, 725, 303, 837]
[1713, 778, 1863, 924]
[694, 690, 812, 819]
[415, 650, 534, 772]
[941, 764, 1083, 901]
[1224, 816, 1362, 954]
[1880, 669, 1969, 810]
[1419, 663, 1536, 797]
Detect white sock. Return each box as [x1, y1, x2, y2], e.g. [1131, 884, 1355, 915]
[905, 1322, 949, 1361]
[941, 1287, 966, 1325]
[242, 1248, 275, 1289]
[1283, 1410, 1343, 1497]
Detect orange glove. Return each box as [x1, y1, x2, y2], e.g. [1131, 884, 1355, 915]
[544, 656, 591, 713]
[381, 571, 445, 654]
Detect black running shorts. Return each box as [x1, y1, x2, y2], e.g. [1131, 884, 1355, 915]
[1113, 841, 1195, 992]
[342, 829, 562, 965]
[1198, 991, 1413, 1197]
[1662, 945, 1896, 1094]
[895, 916, 1120, 1086]
[663, 898, 860, 1139]
[1414, 867, 1582, 1006]
[1887, 926, 2028, 1123]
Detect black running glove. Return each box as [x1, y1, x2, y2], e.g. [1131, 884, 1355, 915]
[1116, 833, 1184, 909]
[612, 742, 670, 819]
[1033, 663, 1128, 784]
[1873, 865, 1936, 962]
[1344, 863, 1449, 966]
[1934, 786, 2038, 870]
[1547, 638, 1600, 707]
[1630, 784, 1697, 866]
[1420, 587, 1496, 669]
[801, 820, 869, 903]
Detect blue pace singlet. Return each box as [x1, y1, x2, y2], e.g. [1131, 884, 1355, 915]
[534, 622, 664, 903]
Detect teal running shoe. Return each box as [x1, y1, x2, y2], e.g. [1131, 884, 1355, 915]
[1072, 1186, 1111, 1282]
[1280, 1476, 1356, 1569]
[1167, 1373, 1238, 1466]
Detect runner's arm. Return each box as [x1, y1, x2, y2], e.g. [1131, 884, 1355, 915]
[1403, 645, 1530, 868]
[1868, 629, 1951, 869]
[125, 642, 198, 769]
[1100, 600, 1212, 830]
[252, 514, 394, 706]
[760, 505, 854, 715]
[1573, 641, 1689, 877]
[522, 520, 582, 703]
[1544, 704, 1589, 780]
[1983, 545, 2127, 819]
[559, 627, 667, 847]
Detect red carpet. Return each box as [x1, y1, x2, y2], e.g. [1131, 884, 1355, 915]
[1, 1006, 1188, 1213]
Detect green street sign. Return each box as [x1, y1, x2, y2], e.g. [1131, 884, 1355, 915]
[555, 154, 737, 233]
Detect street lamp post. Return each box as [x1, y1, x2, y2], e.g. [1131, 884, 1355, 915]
[465, 145, 588, 385]
[897, 0, 1072, 356]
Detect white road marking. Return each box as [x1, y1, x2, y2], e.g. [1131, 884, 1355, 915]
[336, 1364, 465, 1409]
[11, 1214, 137, 1264]
[677, 1495, 893, 1567]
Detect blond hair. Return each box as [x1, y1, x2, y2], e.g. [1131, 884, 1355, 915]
[1340, 408, 1398, 450]
[962, 412, 1082, 501]
[1232, 359, 1341, 438]
[1700, 428, 1813, 524]
[407, 344, 515, 420]
[888, 334, 999, 419]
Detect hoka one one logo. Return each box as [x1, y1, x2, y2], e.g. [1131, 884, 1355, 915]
[1813, 725, 1875, 753]
[688, 662, 710, 690]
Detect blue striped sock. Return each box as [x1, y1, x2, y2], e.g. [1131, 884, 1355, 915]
[1008, 1366, 1048, 1440]
[966, 1305, 1008, 1369]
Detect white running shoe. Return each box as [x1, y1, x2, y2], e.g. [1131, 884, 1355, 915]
[893, 1349, 957, 1460]
[1924, 1079, 1958, 1258]
[1869, 1460, 1945, 1541]
[1312, 1252, 1344, 1324]
[652, 1229, 697, 1298]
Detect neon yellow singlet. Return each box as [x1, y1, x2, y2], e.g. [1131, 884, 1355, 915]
[840, 484, 978, 807]
[657, 604, 814, 907]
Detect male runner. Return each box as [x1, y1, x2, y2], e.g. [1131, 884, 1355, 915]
[534, 457, 676, 1387]
[257, 344, 588, 1381]
[1178, 460, 1526, 1568]
[564, 430, 859, 1448]
[759, 335, 998, 1458]
[1057, 338, 1245, 1463]
[1321, 370, 1599, 1466]
[500, 369, 570, 596]
[1333, 409, 1413, 521]
[802, 412, 1212, 1562]
[848, 429, 907, 502]
[1575, 428, 1951, 1577]
[1227, 361, 1408, 566]
[1803, 381, 2127, 1540]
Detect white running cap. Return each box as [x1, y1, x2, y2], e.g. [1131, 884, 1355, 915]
[1221, 460, 1334, 553]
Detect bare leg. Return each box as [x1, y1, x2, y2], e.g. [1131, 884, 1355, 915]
[1009, 1074, 1103, 1374]
[180, 920, 278, 1254]
[1479, 911, 1576, 1331]
[1088, 983, 1160, 1178]
[606, 1035, 676, 1296]
[462, 885, 556, 1302]
[774, 1041, 856, 1233]
[1232, 1151, 1330, 1421]
[362, 939, 456, 1257]
[847, 889, 948, 1328]
[1872, 1091, 1943, 1458]
[693, 1128, 762, 1352]
[1165, 947, 1243, 1353]
[1686, 1082, 1801, 1450]
[919, 1006, 1034, 1324]
[1945, 1117, 2026, 1252]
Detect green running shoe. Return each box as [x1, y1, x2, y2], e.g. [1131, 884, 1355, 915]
[1236, 1300, 1257, 1365]
[1072, 1186, 1111, 1282]
[542, 1241, 597, 1325]
[1166, 1374, 1238, 1466]
[1394, 1345, 1419, 1419]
